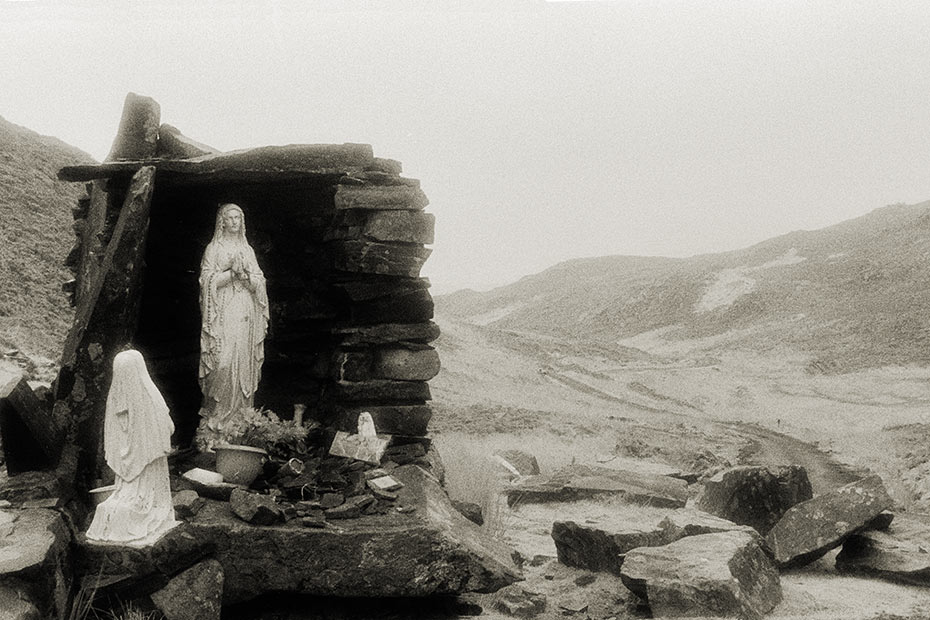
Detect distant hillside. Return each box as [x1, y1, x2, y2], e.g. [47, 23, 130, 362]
[437, 202, 930, 372]
[0, 116, 94, 359]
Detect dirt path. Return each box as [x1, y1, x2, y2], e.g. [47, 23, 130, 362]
[719, 421, 863, 493]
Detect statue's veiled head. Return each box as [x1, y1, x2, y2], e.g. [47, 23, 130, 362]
[214, 203, 247, 241]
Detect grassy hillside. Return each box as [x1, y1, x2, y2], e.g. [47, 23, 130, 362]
[0, 116, 94, 359]
[437, 202, 930, 372]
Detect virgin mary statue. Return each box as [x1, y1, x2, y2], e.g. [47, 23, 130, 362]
[86, 349, 177, 546]
[196, 203, 269, 451]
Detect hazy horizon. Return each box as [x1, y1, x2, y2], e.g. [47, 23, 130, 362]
[4, 0, 930, 294]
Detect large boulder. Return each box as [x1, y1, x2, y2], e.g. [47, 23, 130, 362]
[150, 559, 224, 620]
[694, 465, 812, 535]
[552, 509, 752, 575]
[836, 514, 930, 585]
[507, 464, 688, 508]
[765, 474, 893, 568]
[185, 464, 520, 603]
[552, 519, 667, 575]
[621, 531, 782, 619]
[0, 509, 71, 620]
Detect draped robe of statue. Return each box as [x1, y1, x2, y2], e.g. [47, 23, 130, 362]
[86, 349, 178, 547]
[197, 204, 269, 450]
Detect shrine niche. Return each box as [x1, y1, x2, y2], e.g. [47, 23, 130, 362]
[55, 93, 439, 482]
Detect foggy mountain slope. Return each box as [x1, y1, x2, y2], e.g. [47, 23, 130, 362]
[437, 201, 930, 372]
[0, 116, 94, 358]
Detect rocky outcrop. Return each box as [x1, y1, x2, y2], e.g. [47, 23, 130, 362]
[185, 465, 520, 603]
[621, 531, 781, 619]
[694, 465, 812, 535]
[836, 514, 930, 585]
[552, 508, 753, 575]
[507, 464, 688, 508]
[765, 474, 893, 568]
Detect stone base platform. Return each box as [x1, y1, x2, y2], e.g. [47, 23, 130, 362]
[78, 464, 520, 605]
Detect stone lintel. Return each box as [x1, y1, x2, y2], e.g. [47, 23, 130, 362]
[58, 143, 376, 182]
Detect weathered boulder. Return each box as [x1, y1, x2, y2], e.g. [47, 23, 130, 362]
[765, 474, 893, 568]
[0, 509, 71, 620]
[151, 559, 224, 620]
[507, 464, 688, 508]
[185, 464, 520, 603]
[494, 449, 540, 479]
[836, 514, 930, 585]
[694, 465, 812, 535]
[494, 585, 547, 617]
[621, 531, 781, 619]
[229, 489, 285, 526]
[107, 92, 160, 160]
[552, 519, 667, 574]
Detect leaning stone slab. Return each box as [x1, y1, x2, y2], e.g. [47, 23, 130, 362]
[658, 508, 758, 542]
[694, 465, 812, 535]
[506, 464, 688, 509]
[836, 514, 930, 586]
[765, 474, 893, 568]
[621, 531, 782, 620]
[0, 509, 71, 620]
[495, 449, 541, 479]
[151, 559, 224, 620]
[185, 464, 520, 604]
[552, 519, 668, 575]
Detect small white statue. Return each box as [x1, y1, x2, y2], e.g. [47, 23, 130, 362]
[86, 349, 178, 547]
[196, 203, 269, 451]
[329, 412, 390, 465]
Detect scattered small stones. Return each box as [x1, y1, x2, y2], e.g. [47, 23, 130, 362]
[301, 515, 326, 529]
[494, 585, 547, 617]
[451, 499, 484, 526]
[558, 597, 589, 615]
[371, 487, 398, 502]
[229, 489, 285, 526]
[573, 572, 596, 586]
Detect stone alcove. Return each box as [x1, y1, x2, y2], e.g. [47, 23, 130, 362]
[55, 94, 439, 483]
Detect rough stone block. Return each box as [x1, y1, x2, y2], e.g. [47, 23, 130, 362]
[156, 124, 218, 159]
[694, 465, 812, 535]
[350, 287, 434, 324]
[107, 92, 160, 161]
[334, 240, 432, 278]
[373, 347, 440, 381]
[334, 185, 428, 211]
[335, 322, 440, 346]
[331, 380, 431, 403]
[0, 375, 62, 473]
[765, 474, 893, 568]
[0, 509, 71, 620]
[229, 489, 285, 526]
[621, 531, 781, 619]
[836, 514, 930, 586]
[506, 464, 688, 509]
[151, 558, 224, 620]
[364, 211, 435, 244]
[494, 449, 541, 478]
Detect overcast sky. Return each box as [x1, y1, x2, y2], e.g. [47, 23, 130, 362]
[3, 1, 930, 294]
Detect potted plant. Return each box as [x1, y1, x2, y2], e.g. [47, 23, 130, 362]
[215, 407, 309, 486]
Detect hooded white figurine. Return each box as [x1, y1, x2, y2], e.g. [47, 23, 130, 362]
[86, 349, 178, 547]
